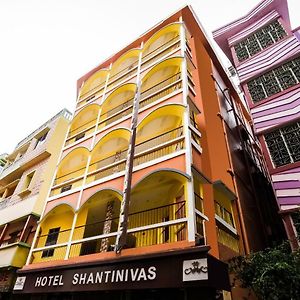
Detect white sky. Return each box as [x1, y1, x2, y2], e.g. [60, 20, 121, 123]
[1, 0, 299, 153]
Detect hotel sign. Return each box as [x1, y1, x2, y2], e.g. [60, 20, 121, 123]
[14, 249, 230, 293]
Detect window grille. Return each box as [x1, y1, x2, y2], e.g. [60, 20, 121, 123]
[247, 57, 300, 102]
[234, 20, 287, 62]
[265, 122, 300, 167]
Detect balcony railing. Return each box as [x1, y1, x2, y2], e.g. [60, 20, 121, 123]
[140, 73, 182, 109]
[79, 82, 106, 102]
[107, 62, 138, 91]
[217, 226, 239, 253]
[53, 165, 86, 186]
[128, 201, 186, 229]
[0, 196, 15, 210]
[134, 127, 184, 167]
[86, 160, 127, 184]
[98, 98, 134, 129]
[67, 117, 98, 138]
[31, 201, 187, 262]
[135, 126, 183, 154]
[142, 35, 181, 69]
[194, 193, 204, 213]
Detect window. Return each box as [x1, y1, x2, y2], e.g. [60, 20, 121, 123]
[34, 131, 48, 149]
[24, 171, 35, 190]
[265, 122, 300, 167]
[247, 57, 300, 102]
[41, 227, 60, 258]
[234, 19, 287, 62]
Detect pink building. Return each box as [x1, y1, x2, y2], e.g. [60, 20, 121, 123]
[213, 0, 300, 248]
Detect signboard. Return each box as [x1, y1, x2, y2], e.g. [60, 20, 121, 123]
[14, 248, 230, 293]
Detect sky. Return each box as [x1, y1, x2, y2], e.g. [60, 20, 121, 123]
[1, 0, 299, 153]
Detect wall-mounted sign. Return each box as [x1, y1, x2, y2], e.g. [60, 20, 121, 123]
[183, 258, 208, 281]
[14, 248, 230, 294]
[13, 276, 26, 291]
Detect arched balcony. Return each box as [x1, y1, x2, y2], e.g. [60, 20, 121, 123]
[66, 104, 100, 146]
[86, 129, 130, 184]
[142, 23, 181, 69]
[107, 49, 140, 91]
[51, 148, 89, 196]
[133, 104, 185, 168]
[126, 170, 188, 248]
[79, 69, 108, 104]
[32, 204, 75, 263]
[69, 189, 122, 257]
[140, 57, 183, 109]
[98, 83, 136, 130]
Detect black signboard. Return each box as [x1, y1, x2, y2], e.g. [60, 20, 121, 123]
[14, 247, 230, 293]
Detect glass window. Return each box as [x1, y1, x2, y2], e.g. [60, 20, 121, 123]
[234, 19, 287, 62]
[265, 122, 300, 167]
[41, 227, 60, 258]
[247, 57, 300, 102]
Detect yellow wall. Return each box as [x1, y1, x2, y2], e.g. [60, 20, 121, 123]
[32, 116, 70, 215]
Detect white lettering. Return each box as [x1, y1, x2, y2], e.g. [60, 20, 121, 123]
[147, 266, 156, 280]
[130, 268, 139, 281]
[111, 270, 115, 283]
[104, 271, 111, 283]
[41, 277, 47, 287]
[125, 269, 128, 281]
[79, 273, 87, 285]
[116, 270, 124, 282]
[137, 268, 147, 281]
[86, 273, 94, 284]
[95, 272, 103, 284]
[48, 276, 54, 286]
[72, 274, 79, 285]
[35, 277, 42, 287]
[59, 275, 64, 286]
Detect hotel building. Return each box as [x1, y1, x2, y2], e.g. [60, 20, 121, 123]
[14, 6, 285, 300]
[213, 0, 300, 249]
[0, 109, 71, 298]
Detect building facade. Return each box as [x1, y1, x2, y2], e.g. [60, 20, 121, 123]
[14, 6, 284, 300]
[213, 0, 300, 248]
[0, 109, 71, 298]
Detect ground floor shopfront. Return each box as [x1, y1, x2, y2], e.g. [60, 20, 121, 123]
[13, 246, 230, 300]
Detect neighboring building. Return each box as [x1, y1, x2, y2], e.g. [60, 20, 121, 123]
[213, 0, 300, 249]
[0, 109, 71, 298]
[0, 154, 7, 173]
[14, 6, 284, 300]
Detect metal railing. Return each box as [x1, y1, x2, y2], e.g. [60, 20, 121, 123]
[68, 117, 98, 138]
[128, 222, 186, 248]
[107, 62, 138, 91]
[98, 98, 134, 129]
[142, 36, 180, 68]
[140, 73, 182, 108]
[194, 193, 204, 213]
[217, 226, 239, 253]
[0, 196, 15, 210]
[53, 165, 87, 186]
[135, 126, 183, 154]
[79, 82, 106, 101]
[89, 149, 128, 173]
[128, 201, 186, 229]
[87, 160, 127, 183]
[31, 201, 187, 260]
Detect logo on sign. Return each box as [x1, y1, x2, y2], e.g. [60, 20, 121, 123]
[183, 259, 208, 281]
[13, 276, 26, 290]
